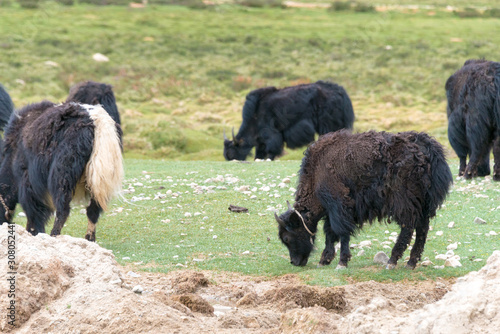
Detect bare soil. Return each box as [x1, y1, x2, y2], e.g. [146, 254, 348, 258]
[1, 224, 499, 334]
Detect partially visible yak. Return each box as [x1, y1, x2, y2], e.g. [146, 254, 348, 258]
[0, 84, 15, 154]
[275, 130, 452, 269]
[446, 59, 500, 180]
[0, 101, 124, 241]
[0, 83, 14, 130]
[66, 80, 121, 125]
[223, 81, 354, 161]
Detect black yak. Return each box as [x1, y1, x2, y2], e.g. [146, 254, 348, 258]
[0, 101, 124, 241]
[275, 130, 452, 269]
[66, 80, 121, 125]
[0, 83, 14, 130]
[223, 80, 354, 161]
[446, 59, 500, 180]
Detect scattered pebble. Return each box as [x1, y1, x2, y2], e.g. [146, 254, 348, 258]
[132, 285, 143, 294]
[474, 217, 486, 225]
[373, 251, 389, 265]
[448, 221, 455, 228]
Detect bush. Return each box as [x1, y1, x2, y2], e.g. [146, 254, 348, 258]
[238, 0, 283, 9]
[0, 0, 12, 7]
[149, 0, 208, 8]
[56, 0, 74, 5]
[17, 0, 41, 8]
[353, 2, 375, 12]
[484, 8, 500, 18]
[329, 1, 351, 12]
[454, 8, 482, 18]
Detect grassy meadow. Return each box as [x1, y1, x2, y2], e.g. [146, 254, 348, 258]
[1, 2, 500, 159]
[2, 2, 500, 285]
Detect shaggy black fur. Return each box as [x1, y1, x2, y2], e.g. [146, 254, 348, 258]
[223, 81, 354, 161]
[275, 130, 453, 269]
[446, 59, 500, 180]
[0, 101, 120, 240]
[66, 80, 121, 125]
[0, 83, 14, 130]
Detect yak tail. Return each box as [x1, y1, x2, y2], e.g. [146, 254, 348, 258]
[415, 133, 453, 218]
[0, 83, 14, 130]
[84, 105, 124, 211]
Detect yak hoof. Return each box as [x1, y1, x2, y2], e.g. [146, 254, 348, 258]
[85, 233, 96, 242]
[405, 262, 417, 270]
[335, 264, 347, 270]
[385, 263, 396, 270]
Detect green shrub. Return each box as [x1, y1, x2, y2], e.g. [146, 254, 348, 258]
[353, 2, 375, 12]
[56, 0, 74, 5]
[149, 0, 208, 8]
[0, 0, 12, 7]
[144, 121, 187, 152]
[17, 0, 41, 8]
[484, 8, 500, 18]
[329, 1, 351, 12]
[238, 0, 283, 9]
[454, 8, 482, 18]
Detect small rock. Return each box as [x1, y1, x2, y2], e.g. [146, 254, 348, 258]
[435, 254, 448, 260]
[357, 250, 365, 257]
[110, 279, 122, 285]
[435, 231, 443, 236]
[420, 260, 433, 266]
[93, 53, 109, 62]
[359, 240, 372, 248]
[474, 217, 486, 225]
[447, 242, 458, 251]
[444, 258, 462, 268]
[448, 221, 455, 228]
[132, 285, 143, 294]
[127, 271, 141, 278]
[489, 231, 497, 236]
[373, 251, 389, 265]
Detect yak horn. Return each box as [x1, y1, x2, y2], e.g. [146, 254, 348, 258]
[287, 200, 293, 211]
[275, 212, 286, 227]
[223, 129, 228, 141]
[232, 127, 236, 142]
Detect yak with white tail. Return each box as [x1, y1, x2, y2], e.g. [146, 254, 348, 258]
[0, 101, 123, 241]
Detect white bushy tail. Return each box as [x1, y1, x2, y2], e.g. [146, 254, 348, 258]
[83, 104, 124, 211]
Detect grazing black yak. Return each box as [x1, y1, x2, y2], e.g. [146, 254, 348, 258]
[0, 83, 14, 130]
[275, 130, 452, 269]
[446, 59, 500, 180]
[0, 101, 124, 241]
[223, 80, 354, 161]
[66, 80, 121, 125]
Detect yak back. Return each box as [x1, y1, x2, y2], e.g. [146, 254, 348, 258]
[295, 130, 450, 230]
[66, 81, 121, 125]
[446, 59, 500, 119]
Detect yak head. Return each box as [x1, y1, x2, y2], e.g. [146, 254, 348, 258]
[275, 201, 315, 266]
[223, 128, 252, 161]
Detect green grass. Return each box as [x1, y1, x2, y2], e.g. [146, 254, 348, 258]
[1, 4, 500, 159]
[13, 158, 500, 286]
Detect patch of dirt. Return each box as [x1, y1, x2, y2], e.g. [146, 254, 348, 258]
[1, 224, 499, 333]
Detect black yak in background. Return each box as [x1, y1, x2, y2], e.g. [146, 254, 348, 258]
[66, 80, 121, 125]
[0, 83, 14, 130]
[0, 101, 124, 241]
[0, 84, 15, 155]
[223, 80, 354, 161]
[446, 59, 500, 180]
[275, 130, 452, 269]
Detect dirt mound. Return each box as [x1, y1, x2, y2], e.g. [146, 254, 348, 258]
[2, 224, 499, 333]
[263, 285, 346, 312]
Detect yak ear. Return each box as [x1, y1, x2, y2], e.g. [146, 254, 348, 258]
[288, 211, 302, 228]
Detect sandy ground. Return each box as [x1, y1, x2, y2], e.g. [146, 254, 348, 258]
[1, 224, 499, 334]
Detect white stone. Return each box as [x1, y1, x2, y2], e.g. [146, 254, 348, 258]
[448, 221, 455, 228]
[447, 242, 458, 251]
[444, 258, 462, 268]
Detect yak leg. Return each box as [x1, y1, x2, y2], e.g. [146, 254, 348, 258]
[255, 143, 267, 160]
[85, 199, 103, 242]
[264, 132, 283, 161]
[477, 148, 491, 176]
[319, 217, 339, 266]
[50, 197, 71, 237]
[18, 177, 51, 236]
[493, 136, 500, 181]
[464, 118, 491, 179]
[447, 113, 468, 176]
[387, 226, 414, 269]
[336, 234, 351, 269]
[406, 219, 429, 269]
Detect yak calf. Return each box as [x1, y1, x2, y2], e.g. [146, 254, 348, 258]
[275, 130, 452, 269]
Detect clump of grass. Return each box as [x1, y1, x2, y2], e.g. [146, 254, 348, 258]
[353, 2, 375, 12]
[237, 0, 284, 9]
[454, 7, 482, 18]
[17, 0, 41, 8]
[484, 8, 500, 18]
[232, 76, 253, 92]
[142, 120, 188, 152]
[329, 1, 352, 12]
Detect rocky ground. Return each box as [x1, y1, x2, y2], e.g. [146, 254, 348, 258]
[1, 224, 499, 334]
